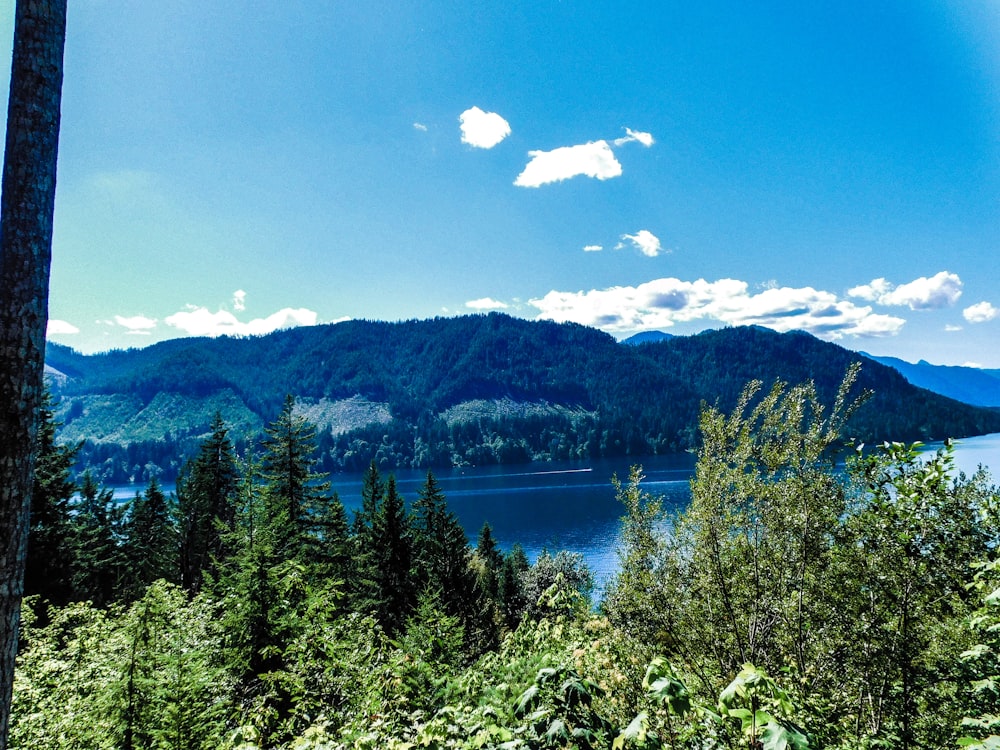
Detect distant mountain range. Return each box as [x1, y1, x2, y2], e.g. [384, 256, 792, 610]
[44, 315, 1000, 482]
[861, 353, 1000, 408]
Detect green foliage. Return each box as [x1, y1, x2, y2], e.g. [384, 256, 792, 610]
[18, 365, 1000, 750]
[958, 558, 1000, 748]
[25, 390, 79, 607]
[11, 582, 231, 750]
[176, 412, 238, 592]
[120, 476, 180, 598]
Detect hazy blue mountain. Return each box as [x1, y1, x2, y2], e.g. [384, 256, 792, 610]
[863, 353, 1000, 408]
[621, 331, 674, 346]
[44, 315, 1000, 481]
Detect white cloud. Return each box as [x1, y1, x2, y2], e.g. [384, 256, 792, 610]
[165, 306, 317, 337]
[583, 245, 603, 252]
[963, 361, 986, 368]
[963, 301, 999, 323]
[613, 127, 655, 147]
[46, 319, 79, 335]
[413, 122, 428, 132]
[114, 314, 157, 333]
[945, 324, 963, 332]
[529, 277, 906, 340]
[233, 289, 247, 312]
[466, 297, 509, 311]
[620, 230, 663, 257]
[514, 140, 622, 187]
[848, 271, 962, 310]
[459, 106, 511, 149]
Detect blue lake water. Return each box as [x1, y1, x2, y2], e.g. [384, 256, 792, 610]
[113, 433, 1000, 593]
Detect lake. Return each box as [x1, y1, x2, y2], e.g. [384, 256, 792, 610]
[113, 432, 1000, 594]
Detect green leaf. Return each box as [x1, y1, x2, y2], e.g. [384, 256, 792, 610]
[514, 685, 539, 717]
[760, 720, 809, 750]
[614, 712, 648, 749]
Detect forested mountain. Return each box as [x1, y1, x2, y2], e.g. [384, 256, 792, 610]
[44, 314, 1000, 482]
[863, 353, 1000, 407]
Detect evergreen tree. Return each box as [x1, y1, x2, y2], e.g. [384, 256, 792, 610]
[69, 470, 121, 606]
[303, 490, 352, 593]
[176, 413, 238, 593]
[475, 522, 503, 602]
[259, 395, 331, 562]
[24, 391, 77, 608]
[370, 476, 414, 636]
[121, 477, 178, 599]
[499, 543, 530, 629]
[351, 460, 384, 610]
[353, 459, 383, 537]
[411, 471, 471, 604]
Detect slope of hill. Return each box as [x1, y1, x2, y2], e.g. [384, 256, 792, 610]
[862, 353, 1000, 408]
[45, 315, 1000, 482]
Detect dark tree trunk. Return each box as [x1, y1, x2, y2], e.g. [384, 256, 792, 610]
[0, 1, 67, 746]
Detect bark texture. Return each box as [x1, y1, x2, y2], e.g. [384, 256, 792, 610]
[0, 1, 67, 746]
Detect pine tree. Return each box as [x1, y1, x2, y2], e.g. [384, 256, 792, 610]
[303, 491, 352, 591]
[351, 460, 384, 610]
[69, 470, 122, 606]
[24, 391, 78, 608]
[121, 477, 178, 599]
[176, 413, 238, 593]
[475, 522, 503, 602]
[370, 475, 414, 636]
[499, 543, 530, 629]
[260, 395, 331, 562]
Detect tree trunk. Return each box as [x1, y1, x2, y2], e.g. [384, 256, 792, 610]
[0, 1, 67, 746]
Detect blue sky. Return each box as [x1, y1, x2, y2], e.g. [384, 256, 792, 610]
[4, 1, 1000, 365]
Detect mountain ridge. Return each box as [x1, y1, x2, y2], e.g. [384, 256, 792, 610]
[45, 314, 1000, 482]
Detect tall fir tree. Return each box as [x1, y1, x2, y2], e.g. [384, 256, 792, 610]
[24, 390, 77, 608]
[176, 413, 238, 593]
[475, 522, 503, 602]
[259, 395, 331, 562]
[370, 475, 414, 636]
[121, 477, 178, 600]
[69, 470, 121, 606]
[411, 471, 486, 648]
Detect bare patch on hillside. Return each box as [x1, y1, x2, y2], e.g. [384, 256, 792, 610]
[439, 398, 595, 426]
[294, 396, 392, 435]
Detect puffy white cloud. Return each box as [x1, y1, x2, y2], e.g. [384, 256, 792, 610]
[847, 278, 893, 302]
[459, 106, 511, 149]
[114, 314, 157, 334]
[46, 319, 79, 335]
[620, 230, 663, 257]
[165, 306, 317, 337]
[233, 289, 247, 312]
[613, 127, 655, 147]
[514, 140, 622, 187]
[529, 277, 906, 340]
[466, 297, 509, 311]
[848, 271, 962, 310]
[583, 245, 603, 252]
[963, 301, 999, 323]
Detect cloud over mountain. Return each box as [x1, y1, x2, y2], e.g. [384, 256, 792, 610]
[530, 277, 906, 339]
[849, 271, 962, 310]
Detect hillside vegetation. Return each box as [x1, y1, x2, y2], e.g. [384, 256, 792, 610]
[15, 369, 1000, 749]
[45, 314, 1000, 483]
